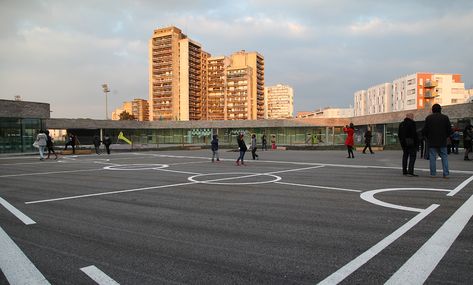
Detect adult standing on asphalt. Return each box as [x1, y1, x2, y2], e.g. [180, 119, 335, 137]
[251, 134, 259, 160]
[343, 123, 355, 158]
[45, 130, 58, 159]
[103, 135, 112, 155]
[35, 130, 48, 160]
[362, 127, 374, 154]
[463, 124, 473, 160]
[211, 134, 220, 162]
[398, 113, 418, 176]
[422, 104, 452, 178]
[236, 133, 247, 166]
[261, 135, 268, 151]
[93, 134, 101, 155]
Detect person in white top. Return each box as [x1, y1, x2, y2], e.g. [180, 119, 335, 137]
[35, 130, 48, 160]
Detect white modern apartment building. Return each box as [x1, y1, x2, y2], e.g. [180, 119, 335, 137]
[264, 84, 294, 119]
[354, 72, 466, 116]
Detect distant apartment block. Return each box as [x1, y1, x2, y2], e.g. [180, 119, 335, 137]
[112, 99, 149, 121]
[111, 101, 132, 120]
[354, 72, 466, 116]
[264, 84, 294, 119]
[297, 107, 353, 118]
[148, 26, 207, 121]
[132, 99, 149, 121]
[149, 27, 265, 121]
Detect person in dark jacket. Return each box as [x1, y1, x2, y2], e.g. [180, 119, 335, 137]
[211, 134, 220, 162]
[45, 130, 58, 160]
[422, 104, 452, 178]
[93, 135, 101, 155]
[236, 133, 247, 166]
[103, 135, 112, 155]
[463, 124, 473, 161]
[362, 127, 374, 154]
[398, 113, 418, 176]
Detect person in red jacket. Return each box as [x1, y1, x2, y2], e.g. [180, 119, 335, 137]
[343, 123, 355, 158]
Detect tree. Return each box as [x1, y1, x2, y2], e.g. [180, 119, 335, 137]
[119, 111, 136, 120]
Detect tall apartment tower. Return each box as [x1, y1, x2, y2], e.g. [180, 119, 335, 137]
[132, 99, 149, 121]
[264, 84, 294, 119]
[206, 56, 230, 120]
[148, 26, 207, 121]
[229, 51, 265, 120]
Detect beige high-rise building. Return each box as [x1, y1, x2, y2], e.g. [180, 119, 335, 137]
[229, 50, 265, 120]
[226, 66, 253, 120]
[132, 99, 149, 121]
[111, 101, 132, 120]
[206, 56, 230, 120]
[264, 84, 294, 119]
[148, 26, 207, 121]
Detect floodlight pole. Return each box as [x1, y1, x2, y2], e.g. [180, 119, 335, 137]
[102, 84, 110, 120]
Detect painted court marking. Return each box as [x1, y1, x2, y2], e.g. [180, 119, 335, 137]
[80, 265, 119, 285]
[0, 225, 50, 284]
[318, 204, 439, 285]
[0, 196, 36, 225]
[188, 172, 282, 185]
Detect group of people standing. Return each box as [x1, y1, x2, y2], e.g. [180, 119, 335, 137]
[398, 103, 469, 178]
[210, 133, 264, 165]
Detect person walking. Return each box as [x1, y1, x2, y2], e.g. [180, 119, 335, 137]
[251, 134, 259, 160]
[236, 133, 247, 166]
[451, 127, 460, 154]
[398, 113, 419, 176]
[35, 130, 48, 160]
[362, 127, 374, 154]
[45, 130, 58, 159]
[93, 135, 101, 155]
[261, 135, 268, 151]
[422, 104, 452, 178]
[463, 124, 473, 161]
[211, 134, 220, 162]
[103, 135, 112, 155]
[343, 123, 355, 158]
[271, 135, 277, 150]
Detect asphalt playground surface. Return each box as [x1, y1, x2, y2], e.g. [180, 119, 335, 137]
[1, 149, 473, 284]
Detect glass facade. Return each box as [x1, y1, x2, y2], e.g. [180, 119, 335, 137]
[0, 118, 43, 153]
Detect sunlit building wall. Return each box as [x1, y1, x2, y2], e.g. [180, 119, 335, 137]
[264, 84, 294, 119]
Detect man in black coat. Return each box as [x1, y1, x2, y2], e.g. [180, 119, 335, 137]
[398, 113, 418, 176]
[422, 104, 452, 178]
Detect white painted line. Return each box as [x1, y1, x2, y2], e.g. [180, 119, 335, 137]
[0, 225, 50, 284]
[189, 172, 282, 185]
[447, 174, 473, 196]
[275, 181, 362, 193]
[80, 265, 120, 285]
[25, 181, 198, 204]
[386, 193, 473, 284]
[0, 168, 103, 178]
[157, 168, 202, 175]
[266, 165, 325, 174]
[0, 197, 36, 225]
[360, 188, 450, 213]
[318, 204, 439, 285]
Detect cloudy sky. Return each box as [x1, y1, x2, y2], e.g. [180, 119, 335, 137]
[1, 0, 472, 119]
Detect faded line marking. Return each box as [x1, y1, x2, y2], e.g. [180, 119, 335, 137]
[0, 168, 103, 178]
[275, 181, 361, 193]
[318, 204, 439, 285]
[386, 193, 473, 284]
[447, 175, 473, 196]
[0, 226, 50, 284]
[25, 181, 198, 204]
[0, 197, 36, 225]
[80, 265, 120, 285]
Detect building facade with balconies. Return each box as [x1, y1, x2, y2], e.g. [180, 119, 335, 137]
[264, 84, 294, 119]
[132, 99, 149, 121]
[148, 26, 208, 121]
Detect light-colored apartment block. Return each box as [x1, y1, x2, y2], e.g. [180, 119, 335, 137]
[226, 66, 252, 120]
[132, 99, 149, 121]
[206, 56, 230, 120]
[111, 101, 132, 120]
[148, 26, 207, 121]
[229, 50, 265, 120]
[355, 72, 466, 116]
[264, 84, 294, 119]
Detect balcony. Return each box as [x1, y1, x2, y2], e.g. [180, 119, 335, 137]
[424, 90, 438, 98]
[424, 81, 437, 88]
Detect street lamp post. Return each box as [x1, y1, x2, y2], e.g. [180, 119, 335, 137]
[102, 84, 110, 120]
